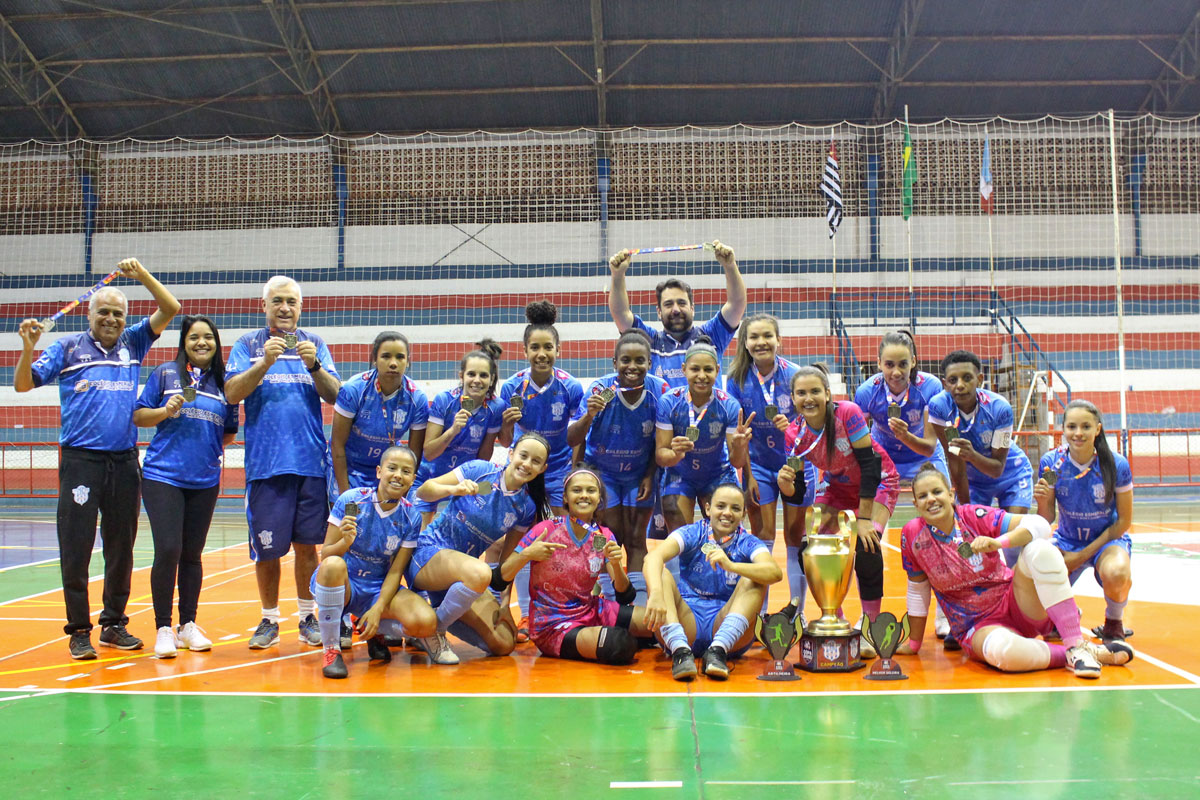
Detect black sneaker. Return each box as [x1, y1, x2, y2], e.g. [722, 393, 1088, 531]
[322, 647, 348, 679]
[367, 635, 392, 663]
[670, 647, 697, 682]
[340, 621, 353, 650]
[69, 631, 97, 660]
[943, 633, 962, 652]
[99, 624, 143, 650]
[701, 646, 730, 680]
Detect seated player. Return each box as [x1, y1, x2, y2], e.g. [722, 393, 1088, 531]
[500, 466, 668, 664]
[406, 433, 550, 664]
[313, 446, 436, 679]
[567, 330, 667, 603]
[1035, 399, 1134, 642]
[897, 464, 1133, 678]
[655, 338, 754, 531]
[642, 483, 782, 681]
[777, 364, 898, 657]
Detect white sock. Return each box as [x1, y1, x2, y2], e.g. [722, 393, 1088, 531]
[297, 598, 314, 619]
[261, 606, 280, 624]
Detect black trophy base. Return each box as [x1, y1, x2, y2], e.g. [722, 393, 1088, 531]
[863, 656, 908, 681]
[795, 630, 867, 673]
[757, 658, 802, 681]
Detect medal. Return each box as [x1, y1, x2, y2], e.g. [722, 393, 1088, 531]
[182, 386, 196, 402]
[510, 396, 524, 411]
[1043, 469, 1057, 487]
[344, 502, 359, 517]
[786, 455, 802, 472]
[701, 542, 721, 557]
[956, 540, 974, 559]
[283, 333, 297, 349]
[685, 426, 700, 442]
[945, 427, 959, 441]
[598, 386, 615, 403]
[591, 532, 607, 552]
[476, 480, 493, 496]
[887, 403, 902, 420]
[765, 404, 779, 419]
[461, 395, 477, 413]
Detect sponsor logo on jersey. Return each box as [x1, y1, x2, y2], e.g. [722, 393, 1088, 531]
[74, 379, 89, 393]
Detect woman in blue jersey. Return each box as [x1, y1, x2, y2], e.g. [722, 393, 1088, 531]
[567, 329, 665, 601]
[415, 339, 506, 525]
[656, 337, 754, 533]
[725, 314, 816, 611]
[313, 445, 436, 678]
[133, 315, 239, 659]
[1035, 399, 1134, 642]
[330, 331, 428, 501]
[407, 432, 551, 664]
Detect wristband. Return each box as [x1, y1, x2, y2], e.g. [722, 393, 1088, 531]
[307, 362, 322, 374]
[994, 534, 1012, 548]
[906, 638, 922, 653]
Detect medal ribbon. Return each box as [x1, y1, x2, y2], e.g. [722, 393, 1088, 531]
[754, 363, 777, 408]
[885, 384, 910, 409]
[567, 515, 602, 548]
[790, 422, 825, 459]
[704, 520, 736, 549]
[687, 396, 712, 430]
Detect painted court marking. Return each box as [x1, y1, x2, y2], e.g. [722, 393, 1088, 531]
[610, 782, 683, 789]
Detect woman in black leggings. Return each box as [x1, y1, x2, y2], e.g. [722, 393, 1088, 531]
[134, 315, 239, 658]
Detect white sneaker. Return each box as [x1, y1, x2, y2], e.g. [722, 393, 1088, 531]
[1084, 638, 1134, 667]
[175, 622, 212, 652]
[419, 633, 460, 665]
[934, 605, 950, 639]
[154, 626, 177, 659]
[859, 634, 877, 660]
[1065, 643, 1102, 678]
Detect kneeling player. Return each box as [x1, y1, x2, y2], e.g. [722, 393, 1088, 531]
[314, 446, 436, 679]
[897, 464, 1133, 678]
[500, 466, 668, 664]
[642, 484, 782, 681]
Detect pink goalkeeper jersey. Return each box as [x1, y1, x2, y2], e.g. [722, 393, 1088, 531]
[783, 401, 895, 489]
[517, 517, 618, 638]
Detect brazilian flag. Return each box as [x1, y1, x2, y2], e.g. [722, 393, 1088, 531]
[901, 122, 917, 220]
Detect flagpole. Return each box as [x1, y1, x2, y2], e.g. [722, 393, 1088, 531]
[985, 127, 995, 305]
[904, 105, 913, 325]
[831, 130, 838, 295]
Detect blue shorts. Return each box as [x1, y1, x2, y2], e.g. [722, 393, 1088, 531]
[893, 451, 950, 484]
[750, 460, 815, 506]
[327, 467, 376, 505]
[686, 594, 752, 657]
[601, 473, 654, 509]
[246, 474, 328, 562]
[1056, 532, 1133, 588]
[661, 464, 739, 500]
[405, 543, 445, 591]
[310, 573, 381, 618]
[969, 463, 1034, 509]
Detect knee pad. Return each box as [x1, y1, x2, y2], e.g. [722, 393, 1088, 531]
[595, 625, 638, 665]
[1019, 538, 1072, 608]
[980, 627, 1051, 673]
[853, 549, 884, 601]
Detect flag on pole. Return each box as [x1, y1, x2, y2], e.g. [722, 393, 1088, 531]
[979, 137, 994, 214]
[901, 122, 917, 220]
[820, 139, 843, 238]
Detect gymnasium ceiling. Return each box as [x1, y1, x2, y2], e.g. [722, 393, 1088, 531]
[1, 0, 1198, 141]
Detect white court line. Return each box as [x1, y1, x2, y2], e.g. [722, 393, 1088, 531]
[218, 634, 239, 641]
[106, 663, 134, 670]
[0, 617, 72, 622]
[1138, 651, 1200, 685]
[706, 780, 855, 786]
[949, 778, 1165, 786]
[610, 782, 682, 789]
[1154, 692, 1200, 724]
[55, 673, 86, 682]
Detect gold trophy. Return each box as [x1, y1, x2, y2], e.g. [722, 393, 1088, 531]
[796, 510, 865, 672]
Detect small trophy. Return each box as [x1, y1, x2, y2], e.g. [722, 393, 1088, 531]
[284, 333, 298, 349]
[945, 427, 961, 456]
[476, 480, 493, 496]
[796, 510, 865, 673]
[344, 502, 359, 517]
[861, 611, 911, 681]
[1043, 468, 1057, 487]
[887, 403, 902, 420]
[461, 396, 477, 413]
[685, 426, 700, 442]
[764, 404, 779, 419]
[182, 386, 197, 402]
[755, 601, 802, 681]
[598, 386, 615, 403]
[510, 396, 524, 411]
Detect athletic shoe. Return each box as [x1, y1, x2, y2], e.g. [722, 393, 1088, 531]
[775, 597, 801, 622]
[154, 626, 177, 659]
[859, 634, 877, 659]
[367, 635, 392, 663]
[934, 607, 950, 640]
[340, 620, 353, 651]
[1085, 638, 1135, 667]
[419, 633, 460, 665]
[515, 616, 530, 644]
[1066, 643, 1102, 678]
[175, 622, 212, 652]
[99, 624, 143, 650]
[943, 633, 962, 652]
[322, 647, 348, 679]
[298, 614, 322, 646]
[701, 646, 730, 680]
[69, 631, 97, 660]
[670, 647, 697, 682]
[1092, 619, 1132, 642]
[248, 619, 280, 649]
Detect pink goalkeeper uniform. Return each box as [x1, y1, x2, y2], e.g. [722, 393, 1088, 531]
[784, 401, 899, 513]
[517, 517, 623, 657]
[901, 504, 1053, 643]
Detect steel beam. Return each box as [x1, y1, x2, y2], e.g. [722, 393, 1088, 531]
[263, 0, 341, 133]
[0, 11, 86, 139]
[1139, 8, 1200, 114]
[871, 0, 926, 123]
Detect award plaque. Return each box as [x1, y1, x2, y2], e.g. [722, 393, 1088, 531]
[510, 396, 524, 411]
[685, 426, 700, 442]
[182, 386, 197, 402]
[476, 480, 493, 496]
[461, 396, 476, 413]
[598, 386, 615, 403]
[1043, 469, 1057, 487]
[797, 511, 865, 673]
[861, 611, 911, 681]
[284, 333, 298, 349]
[755, 604, 802, 681]
[344, 502, 359, 517]
[887, 403, 902, 420]
[764, 404, 779, 419]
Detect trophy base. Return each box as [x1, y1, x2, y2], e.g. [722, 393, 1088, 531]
[756, 659, 802, 682]
[863, 657, 908, 681]
[795, 630, 866, 673]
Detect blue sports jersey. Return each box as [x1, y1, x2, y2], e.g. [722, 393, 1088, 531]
[137, 362, 239, 489]
[726, 357, 800, 472]
[656, 386, 743, 482]
[928, 388, 1031, 485]
[500, 368, 583, 476]
[1039, 445, 1133, 544]
[855, 371, 946, 465]
[580, 372, 668, 481]
[30, 318, 158, 451]
[631, 312, 737, 388]
[668, 521, 768, 602]
[415, 388, 505, 485]
[329, 487, 421, 597]
[226, 328, 339, 482]
[418, 459, 537, 558]
[334, 370, 428, 475]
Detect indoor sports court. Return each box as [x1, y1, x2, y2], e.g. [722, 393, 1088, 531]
[2, 2, 1199, 798]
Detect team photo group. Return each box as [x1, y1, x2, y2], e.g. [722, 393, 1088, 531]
[14, 241, 1136, 684]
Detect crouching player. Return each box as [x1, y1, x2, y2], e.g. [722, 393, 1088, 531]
[642, 484, 782, 681]
[896, 464, 1133, 678]
[500, 466, 666, 665]
[313, 446, 436, 678]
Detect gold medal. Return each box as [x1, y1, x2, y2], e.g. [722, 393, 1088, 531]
[344, 501, 359, 517]
[1043, 469, 1057, 487]
[887, 403, 902, 420]
[476, 480, 493, 496]
[786, 455, 802, 471]
[591, 532, 607, 552]
[685, 426, 700, 442]
[956, 540, 974, 559]
[461, 396, 477, 413]
[182, 386, 196, 402]
[765, 404, 779, 418]
[510, 396, 524, 411]
[598, 386, 615, 403]
[284, 333, 297, 349]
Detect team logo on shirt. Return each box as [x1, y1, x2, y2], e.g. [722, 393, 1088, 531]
[975, 508, 987, 517]
[779, 396, 792, 413]
[709, 421, 722, 438]
[385, 535, 400, 554]
[395, 409, 407, 426]
[469, 424, 483, 438]
[78, 353, 93, 362]
[907, 409, 920, 423]
[836, 438, 851, 454]
[118, 347, 130, 364]
[1092, 484, 1106, 502]
[642, 420, 654, 435]
[360, 407, 372, 420]
[257, 530, 273, 547]
[503, 512, 516, 530]
[72, 485, 90, 505]
[551, 401, 565, 419]
[588, 556, 604, 573]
